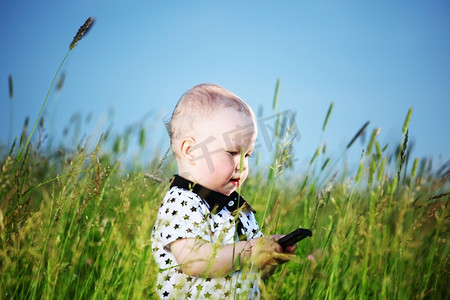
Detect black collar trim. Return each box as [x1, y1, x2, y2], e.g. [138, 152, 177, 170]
[170, 175, 252, 213]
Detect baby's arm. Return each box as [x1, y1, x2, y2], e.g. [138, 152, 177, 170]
[170, 237, 294, 278]
[170, 238, 254, 277]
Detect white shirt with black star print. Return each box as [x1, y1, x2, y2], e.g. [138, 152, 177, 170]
[151, 175, 264, 299]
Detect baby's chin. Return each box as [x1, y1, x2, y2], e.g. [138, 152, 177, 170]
[210, 178, 244, 196]
[218, 188, 234, 196]
[216, 185, 236, 196]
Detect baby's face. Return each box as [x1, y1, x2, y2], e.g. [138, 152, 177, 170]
[188, 107, 257, 196]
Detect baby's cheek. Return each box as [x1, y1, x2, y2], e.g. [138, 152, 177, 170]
[242, 170, 248, 181]
[223, 156, 236, 172]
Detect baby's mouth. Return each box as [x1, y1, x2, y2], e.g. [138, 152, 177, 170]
[230, 178, 240, 187]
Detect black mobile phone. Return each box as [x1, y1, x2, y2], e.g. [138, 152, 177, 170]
[278, 228, 312, 249]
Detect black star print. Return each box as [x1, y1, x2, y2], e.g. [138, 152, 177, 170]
[152, 185, 264, 298]
[164, 274, 170, 281]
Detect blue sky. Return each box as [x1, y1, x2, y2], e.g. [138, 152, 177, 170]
[1, 1, 449, 171]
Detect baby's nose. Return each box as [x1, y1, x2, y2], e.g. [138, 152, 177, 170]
[235, 157, 248, 171]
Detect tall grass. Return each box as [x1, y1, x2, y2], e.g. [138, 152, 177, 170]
[1, 20, 448, 299]
[0, 98, 450, 299]
[1, 92, 449, 300]
[256, 105, 448, 299]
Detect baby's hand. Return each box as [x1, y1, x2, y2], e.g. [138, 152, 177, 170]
[249, 236, 295, 279]
[272, 234, 298, 254]
[250, 237, 295, 268]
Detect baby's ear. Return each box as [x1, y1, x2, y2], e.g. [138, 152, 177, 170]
[180, 137, 196, 164]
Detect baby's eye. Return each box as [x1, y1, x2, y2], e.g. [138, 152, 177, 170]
[227, 151, 239, 156]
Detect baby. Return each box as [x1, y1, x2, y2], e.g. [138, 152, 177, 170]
[151, 83, 295, 299]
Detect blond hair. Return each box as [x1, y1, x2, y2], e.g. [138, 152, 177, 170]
[167, 83, 255, 150]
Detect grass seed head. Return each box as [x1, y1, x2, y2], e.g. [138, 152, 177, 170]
[69, 17, 95, 50]
[8, 75, 14, 99]
[401, 130, 409, 165]
[402, 107, 413, 134]
[355, 162, 363, 183]
[347, 121, 370, 149]
[366, 128, 380, 157]
[322, 102, 334, 132]
[272, 78, 281, 110]
[56, 72, 66, 92]
[411, 157, 418, 178]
